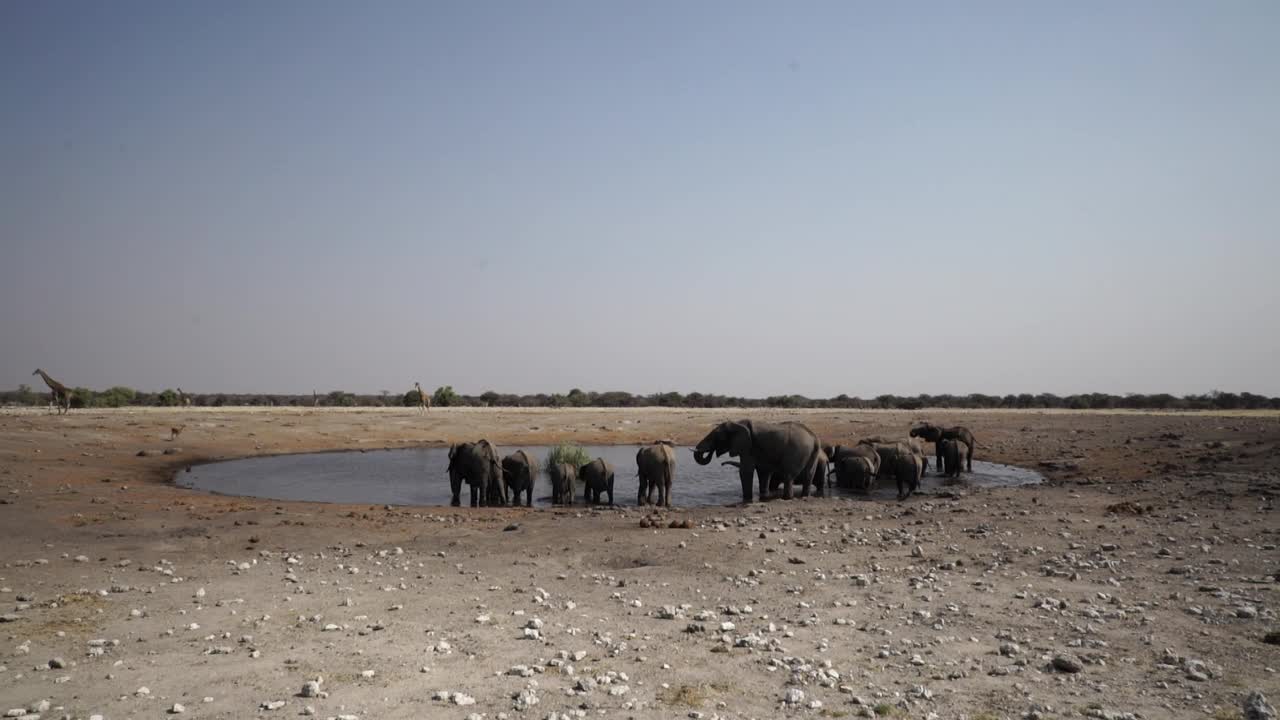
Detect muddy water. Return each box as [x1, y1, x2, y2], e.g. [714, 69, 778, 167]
[176, 445, 1043, 507]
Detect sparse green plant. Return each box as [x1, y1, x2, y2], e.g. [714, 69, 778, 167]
[544, 444, 590, 473]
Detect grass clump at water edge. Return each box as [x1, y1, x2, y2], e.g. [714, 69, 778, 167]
[543, 444, 591, 474]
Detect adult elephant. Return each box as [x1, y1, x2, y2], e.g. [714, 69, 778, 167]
[447, 440, 503, 507]
[579, 458, 615, 505]
[825, 444, 881, 493]
[909, 423, 976, 473]
[501, 450, 536, 507]
[693, 420, 822, 503]
[636, 441, 676, 507]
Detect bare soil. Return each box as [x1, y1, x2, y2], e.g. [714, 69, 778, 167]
[0, 407, 1277, 719]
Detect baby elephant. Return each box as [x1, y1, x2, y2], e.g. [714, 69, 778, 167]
[579, 457, 615, 505]
[550, 462, 577, 505]
[941, 439, 967, 479]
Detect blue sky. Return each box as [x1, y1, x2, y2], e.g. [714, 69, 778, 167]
[2, 1, 1277, 396]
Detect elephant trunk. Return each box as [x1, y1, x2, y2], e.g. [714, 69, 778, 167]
[693, 448, 713, 466]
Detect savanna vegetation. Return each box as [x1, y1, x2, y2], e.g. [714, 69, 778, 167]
[3, 383, 1277, 411]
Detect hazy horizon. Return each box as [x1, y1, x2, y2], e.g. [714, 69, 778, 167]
[3, 2, 1278, 397]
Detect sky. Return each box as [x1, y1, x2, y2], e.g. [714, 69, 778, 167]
[2, 1, 1278, 398]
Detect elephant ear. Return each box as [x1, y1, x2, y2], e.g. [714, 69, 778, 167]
[726, 421, 754, 457]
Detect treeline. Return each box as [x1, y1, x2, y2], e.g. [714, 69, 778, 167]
[3, 384, 1278, 411]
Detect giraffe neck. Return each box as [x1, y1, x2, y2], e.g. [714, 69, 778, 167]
[36, 370, 66, 393]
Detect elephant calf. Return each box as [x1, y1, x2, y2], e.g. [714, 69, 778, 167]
[826, 444, 881, 493]
[579, 458, 615, 505]
[859, 440, 923, 501]
[501, 450, 536, 507]
[549, 462, 576, 505]
[910, 423, 976, 473]
[941, 439, 967, 479]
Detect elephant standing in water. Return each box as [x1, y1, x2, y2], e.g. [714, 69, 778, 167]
[579, 458, 615, 505]
[636, 441, 676, 507]
[447, 440, 503, 507]
[910, 423, 976, 473]
[859, 440, 923, 500]
[501, 450, 537, 507]
[693, 420, 822, 503]
[940, 439, 967, 479]
[548, 463, 577, 505]
[825, 444, 881, 493]
[724, 447, 828, 498]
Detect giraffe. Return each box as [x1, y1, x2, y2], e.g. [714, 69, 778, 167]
[414, 382, 431, 412]
[176, 388, 192, 407]
[32, 368, 73, 414]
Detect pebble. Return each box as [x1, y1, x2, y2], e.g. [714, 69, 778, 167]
[169, 703, 185, 714]
[1052, 654, 1083, 673]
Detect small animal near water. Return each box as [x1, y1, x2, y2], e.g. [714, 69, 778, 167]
[32, 369, 73, 414]
[910, 423, 977, 473]
[169, 425, 185, 441]
[414, 382, 431, 412]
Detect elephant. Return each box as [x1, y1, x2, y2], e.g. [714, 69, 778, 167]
[579, 458, 615, 505]
[890, 451, 924, 500]
[858, 439, 923, 500]
[447, 440, 503, 507]
[693, 420, 822, 503]
[825, 444, 881, 493]
[548, 462, 577, 505]
[636, 441, 676, 507]
[722, 451, 827, 498]
[909, 423, 976, 473]
[501, 450, 536, 507]
[940, 439, 966, 479]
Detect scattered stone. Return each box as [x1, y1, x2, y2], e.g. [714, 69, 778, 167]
[1244, 691, 1276, 720]
[783, 688, 806, 706]
[169, 703, 185, 714]
[1051, 654, 1083, 673]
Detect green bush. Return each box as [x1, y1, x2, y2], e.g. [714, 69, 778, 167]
[157, 389, 180, 407]
[98, 386, 136, 408]
[432, 385, 458, 407]
[544, 444, 591, 473]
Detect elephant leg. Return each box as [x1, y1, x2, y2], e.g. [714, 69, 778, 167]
[450, 476, 462, 507]
[966, 447, 973, 473]
[738, 462, 756, 503]
[470, 483, 480, 508]
[935, 448, 943, 475]
[607, 476, 614, 506]
[637, 478, 645, 506]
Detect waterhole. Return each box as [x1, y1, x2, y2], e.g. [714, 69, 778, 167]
[175, 445, 1043, 507]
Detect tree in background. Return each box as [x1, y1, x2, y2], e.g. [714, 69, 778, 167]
[432, 385, 458, 407]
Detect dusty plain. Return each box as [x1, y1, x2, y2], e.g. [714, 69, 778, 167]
[0, 407, 1277, 720]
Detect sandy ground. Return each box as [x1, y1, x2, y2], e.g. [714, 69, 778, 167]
[0, 407, 1277, 720]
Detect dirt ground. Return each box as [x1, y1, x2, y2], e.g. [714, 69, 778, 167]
[0, 407, 1276, 720]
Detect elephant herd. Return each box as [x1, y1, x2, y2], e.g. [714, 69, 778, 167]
[445, 421, 975, 508]
[445, 440, 676, 508]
